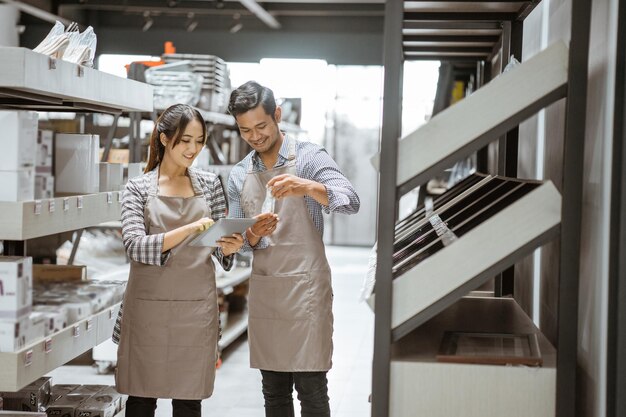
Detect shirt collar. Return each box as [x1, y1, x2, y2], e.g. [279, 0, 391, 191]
[252, 134, 290, 169]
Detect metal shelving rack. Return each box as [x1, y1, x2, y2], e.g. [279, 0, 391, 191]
[0, 47, 153, 391]
[372, 1, 591, 416]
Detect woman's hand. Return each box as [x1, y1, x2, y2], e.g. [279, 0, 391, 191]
[217, 233, 244, 256]
[190, 217, 215, 233]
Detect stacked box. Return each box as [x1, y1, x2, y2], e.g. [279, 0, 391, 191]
[0, 112, 37, 202]
[34, 175, 54, 200]
[35, 130, 55, 200]
[55, 134, 100, 194]
[98, 163, 123, 192]
[0, 257, 33, 320]
[0, 377, 51, 412]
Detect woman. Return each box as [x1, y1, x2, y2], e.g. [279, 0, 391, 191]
[114, 104, 244, 417]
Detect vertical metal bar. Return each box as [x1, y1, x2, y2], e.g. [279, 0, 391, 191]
[67, 229, 84, 266]
[495, 21, 512, 297]
[371, 0, 403, 416]
[101, 113, 120, 163]
[557, 0, 592, 414]
[607, 0, 626, 414]
[477, 61, 491, 173]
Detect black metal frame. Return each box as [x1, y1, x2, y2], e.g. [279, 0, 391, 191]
[373, 0, 591, 415]
[607, 0, 626, 414]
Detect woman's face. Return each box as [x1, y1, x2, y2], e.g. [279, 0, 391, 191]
[163, 119, 205, 168]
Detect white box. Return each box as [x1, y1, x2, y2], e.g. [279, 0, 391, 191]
[26, 312, 45, 345]
[55, 134, 100, 194]
[32, 305, 68, 335]
[0, 315, 29, 352]
[34, 175, 54, 199]
[0, 256, 33, 320]
[36, 129, 54, 174]
[0, 169, 35, 202]
[99, 163, 123, 192]
[127, 162, 144, 181]
[0, 111, 38, 170]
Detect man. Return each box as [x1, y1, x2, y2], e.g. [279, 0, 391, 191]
[227, 81, 360, 417]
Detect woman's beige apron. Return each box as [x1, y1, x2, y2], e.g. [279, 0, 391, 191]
[116, 169, 219, 399]
[241, 138, 333, 372]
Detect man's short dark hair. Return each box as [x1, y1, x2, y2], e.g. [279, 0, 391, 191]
[228, 81, 277, 119]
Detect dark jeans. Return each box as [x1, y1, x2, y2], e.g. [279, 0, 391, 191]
[260, 370, 330, 417]
[126, 395, 202, 417]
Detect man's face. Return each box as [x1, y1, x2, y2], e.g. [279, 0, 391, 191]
[235, 105, 282, 155]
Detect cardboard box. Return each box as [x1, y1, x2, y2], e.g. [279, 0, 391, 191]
[45, 393, 94, 417]
[36, 130, 54, 173]
[34, 175, 54, 200]
[0, 376, 51, 412]
[50, 385, 79, 402]
[0, 316, 29, 352]
[0, 111, 38, 171]
[98, 163, 123, 192]
[32, 265, 86, 283]
[0, 257, 33, 320]
[55, 134, 100, 195]
[75, 388, 121, 417]
[0, 169, 35, 202]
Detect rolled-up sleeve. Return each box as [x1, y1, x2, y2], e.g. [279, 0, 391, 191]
[209, 175, 235, 270]
[121, 179, 170, 266]
[227, 163, 269, 254]
[305, 148, 360, 215]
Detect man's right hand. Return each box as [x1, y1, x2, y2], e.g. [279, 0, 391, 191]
[249, 213, 279, 238]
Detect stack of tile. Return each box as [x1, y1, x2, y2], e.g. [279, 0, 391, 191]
[162, 53, 232, 113]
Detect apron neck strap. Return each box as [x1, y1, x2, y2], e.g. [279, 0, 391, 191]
[149, 166, 204, 197]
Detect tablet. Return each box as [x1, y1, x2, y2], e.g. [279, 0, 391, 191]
[188, 218, 257, 247]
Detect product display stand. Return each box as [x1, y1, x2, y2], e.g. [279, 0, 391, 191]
[0, 48, 153, 392]
[372, 1, 591, 417]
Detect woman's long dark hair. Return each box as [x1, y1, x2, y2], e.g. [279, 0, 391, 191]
[144, 104, 207, 173]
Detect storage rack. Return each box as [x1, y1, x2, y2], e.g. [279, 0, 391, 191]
[0, 47, 153, 392]
[372, 1, 591, 417]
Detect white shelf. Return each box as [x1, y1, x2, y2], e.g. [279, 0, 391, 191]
[216, 267, 251, 294]
[390, 297, 556, 417]
[382, 181, 562, 338]
[0, 47, 153, 113]
[0, 303, 121, 392]
[371, 41, 569, 193]
[0, 192, 123, 240]
[197, 110, 236, 126]
[218, 311, 248, 350]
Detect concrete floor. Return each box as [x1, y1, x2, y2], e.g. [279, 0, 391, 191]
[46, 245, 374, 417]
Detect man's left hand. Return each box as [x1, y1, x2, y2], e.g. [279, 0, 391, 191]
[267, 174, 313, 199]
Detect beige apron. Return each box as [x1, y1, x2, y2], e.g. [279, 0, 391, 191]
[116, 169, 219, 400]
[241, 138, 334, 372]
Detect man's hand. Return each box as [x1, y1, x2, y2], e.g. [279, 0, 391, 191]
[249, 212, 279, 238]
[217, 233, 244, 256]
[267, 174, 329, 206]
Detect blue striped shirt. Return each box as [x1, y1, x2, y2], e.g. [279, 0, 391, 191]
[228, 136, 360, 253]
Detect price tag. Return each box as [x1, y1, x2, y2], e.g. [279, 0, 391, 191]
[44, 338, 52, 354]
[24, 349, 33, 367]
[73, 325, 80, 337]
[34, 200, 42, 215]
[107, 192, 112, 204]
[117, 191, 123, 202]
[109, 308, 115, 320]
[49, 200, 56, 213]
[63, 197, 70, 212]
[77, 196, 83, 209]
[86, 318, 94, 332]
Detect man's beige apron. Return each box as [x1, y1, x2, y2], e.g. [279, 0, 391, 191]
[241, 137, 333, 372]
[116, 169, 219, 399]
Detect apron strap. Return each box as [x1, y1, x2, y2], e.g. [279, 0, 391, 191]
[188, 168, 212, 215]
[148, 169, 159, 196]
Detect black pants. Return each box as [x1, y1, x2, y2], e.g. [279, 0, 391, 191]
[126, 395, 202, 417]
[260, 370, 330, 417]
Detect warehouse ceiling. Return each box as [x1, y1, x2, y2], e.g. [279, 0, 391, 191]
[16, 0, 386, 64]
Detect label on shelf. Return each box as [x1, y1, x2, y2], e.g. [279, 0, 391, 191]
[77, 196, 83, 209]
[86, 318, 94, 332]
[24, 349, 33, 367]
[107, 192, 112, 204]
[63, 197, 70, 211]
[117, 191, 123, 202]
[49, 200, 55, 213]
[34, 200, 42, 215]
[109, 308, 115, 320]
[44, 338, 52, 354]
[73, 325, 80, 337]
